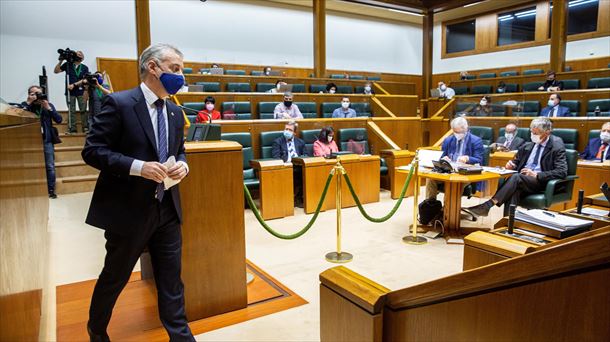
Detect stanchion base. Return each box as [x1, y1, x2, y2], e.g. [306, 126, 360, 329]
[246, 272, 255, 284]
[402, 235, 428, 245]
[325, 252, 353, 263]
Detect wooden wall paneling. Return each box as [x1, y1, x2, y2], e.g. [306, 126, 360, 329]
[135, 0, 151, 56]
[374, 95, 419, 117]
[475, 13, 497, 52]
[422, 118, 451, 146]
[550, 0, 568, 73]
[569, 163, 610, 209]
[535, 1, 550, 42]
[313, 0, 326, 78]
[598, 0, 610, 34]
[371, 118, 424, 152]
[422, 10, 433, 99]
[97, 58, 140, 92]
[462, 245, 509, 271]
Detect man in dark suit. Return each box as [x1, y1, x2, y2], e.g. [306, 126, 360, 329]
[426, 116, 485, 199]
[82, 43, 194, 342]
[581, 122, 610, 161]
[464, 117, 568, 217]
[491, 123, 525, 151]
[540, 93, 570, 117]
[272, 121, 308, 205]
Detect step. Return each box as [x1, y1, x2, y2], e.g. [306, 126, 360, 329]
[55, 146, 84, 163]
[56, 174, 97, 194]
[55, 160, 99, 178]
[56, 133, 86, 147]
[56, 122, 88, 134]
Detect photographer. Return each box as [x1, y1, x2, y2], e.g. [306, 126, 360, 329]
[21, 85, 63, 199]
[83, 71, 111, 118]
[54, 49, 89, 134]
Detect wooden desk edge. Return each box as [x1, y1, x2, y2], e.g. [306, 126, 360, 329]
[185, 140, 242, 153]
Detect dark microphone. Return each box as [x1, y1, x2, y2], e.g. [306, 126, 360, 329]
[577, 189, 584, 214]
[176, 104, 212, 124]
[507, 204, 516, 235]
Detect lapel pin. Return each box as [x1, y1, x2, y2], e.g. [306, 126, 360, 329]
[171, 112, 175, 116]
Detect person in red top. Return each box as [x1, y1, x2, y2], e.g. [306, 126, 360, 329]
[196, 96, 221, 123]
[313, 126, 339, 157]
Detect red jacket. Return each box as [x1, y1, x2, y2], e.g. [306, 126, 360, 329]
[196, 109, 221, 123]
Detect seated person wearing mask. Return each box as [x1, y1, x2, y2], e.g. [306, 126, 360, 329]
[496, 81, 507, 93]
[274, 92, 303, 119]
[581, 122, 610, 161]
[538, 71, 563, 91]
[464, 118, 567, 217]
[272, 121, 308, 206]
[540, 93, 570, 117]
[460, 71, 470, 80]
[313, 126, 339, 157]
[438, 82, 455, 99]
[332, 97, 357, 118]
[490, 123, 525, 151]
[196, 96, 221, 123]
[472, 96, 493, 116]
[266, 80, 287, 93]
[325, 83, 337, 94]
[363, 82, 374, 95]
[263, 66, 272, 76]
[425, 117, 484, 200]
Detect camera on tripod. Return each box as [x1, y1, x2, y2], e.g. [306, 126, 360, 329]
[57, 48, 79, 62]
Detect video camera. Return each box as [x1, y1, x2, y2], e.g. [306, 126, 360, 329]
[57, 48, 79, 62]
[36, 66, 49, 101]
[84, 73, 99, 86]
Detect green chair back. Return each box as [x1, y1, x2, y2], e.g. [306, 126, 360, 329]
[586, 99, 610, 116]
[338, 128, 369, 154]
[295, 102, 317, 118]
[553, 129, 579, 150]
[183, 102, 204, 111]
[251, 70, 264, 76]
[256, 83, 275, 92]
[469, 126, 494, 146]
[225, 69, 246, 75]
[350, 75, 364, 80]
[470, 85, 492, 94]
[183, 67, 193, 74]
[260, 131, 284, 159]
[560, 100, 580, 116]
[366, 76, 381, 81]
[310, 84, 326, 93]
[331, 74, 346, 79]
[226, 83, 251, 92]
[587, 77, 610, 89]
[479, 73, 496, 79]
[562, 79, 580, 90]
[351, 102, 371, 117]
[499, 127, 530, 142]
[499, 71, 518, 77]
[322, 102, 341, 118]
[221, 132, 259, 189]
[588, 129, 601, 141]
[301, 129, 320, 156]
[523, 69, 544, 75]
[522, 82, 543, 92]
[258, 102, 277, 120]
[513, 101, 540, 117]
[453, 86, 469, 95]
[221, 101, 251, 120]
[337, 85, 354, 94]
[194, 82, 221, 92]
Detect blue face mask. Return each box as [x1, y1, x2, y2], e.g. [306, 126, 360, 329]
[156, 63, 185, 95]
[96, 75, 104, 85]
[283, 130, 294, 140]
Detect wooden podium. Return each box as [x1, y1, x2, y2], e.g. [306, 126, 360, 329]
[180, 141, 247, 321]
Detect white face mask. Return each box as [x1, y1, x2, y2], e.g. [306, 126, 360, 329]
[600, 131, 610, 142]
[364, 86, 371, 92]
[328, 136, 333, 142]
[531, 133, 542, 144]
[505, 133, 514, 140]
[440, 85, 447, 91]
[341, 102, 350, 109]
[454, 132, 466, 140]
[329, 89, 336, 94]
[277, 84, 282, 90]
[205, 103, 214, 111]
[548, 100, 556, 107]
[480, 100, 487, 106]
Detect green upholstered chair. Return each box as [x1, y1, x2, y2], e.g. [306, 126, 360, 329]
[453, 86, 469, 95]
[331, 74, 346, 79]
[465, 75, 476, 80]
[292, 84, 306, 93]
[355, 86, 365, 94]
[479, 73, 496, 79]
[295, 102, 317, 118]
[513, 101, 540, 117]
[561, 79, 580, 90]
[553, 129, 578, 150]
[337, 128, 388, 175]
[251, 70, 264, 76]
[256, 83, 276, 92]
[455, 102, 476, 114]
[366, 76, 381, 81]
[258, 102, 277, 120]
[260, 131, 284, 159]
[470, 85, 492, 94]
[500, 71, 518, 77]
[564, 66, 572, 71]
[337, 85, 354, 94]
[221, 102, 251, 120]
[469, 126, 494, 146]
[322, 102, 341, 118]
[301, 129, 320, 156]
[226, 82, 251, 92]
[589, 129, 601, 141]
[523, 69, 544, 75]
[351, 102, 371, 117]
[183, 102, 203, 122]
[561, 100, 580, 116]
[225, 69, 246, 75]
[199, 68, 210, 74]
[587, 77, 610, 89]
[499, 127, 530, 143]
[498, 83, 519, 93]
[586, 99, 610, 116]
[519, 149, 579, 209]
[522, 82, 544, 92]
[350, 75, 364, 80]
[309, 84, 326, 93]
[194, 82, 221, 92]
[183, 67, 192, 74]
[220, 132, 259, 190]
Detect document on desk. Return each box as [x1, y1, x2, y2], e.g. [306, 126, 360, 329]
[482, 166, 517, 175]
[515, 209, 593, 231]
[581, 207, 610, 217]
[163, 156, 181, 190]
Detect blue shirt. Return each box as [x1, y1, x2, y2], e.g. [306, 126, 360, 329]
[332, 107, 357, 118]
[525, 138, 548, 172]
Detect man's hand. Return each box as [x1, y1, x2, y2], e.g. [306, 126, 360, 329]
[457, 155, 469, 164]
[40, 100, 51, 111]
[167, 162, 188, 181]
[538, 86, 544, 91]
[520, 168, 537, 177]
[141, 162, 168, 183]
[505, 160, 516, 170]
[68, 84, 74, 91]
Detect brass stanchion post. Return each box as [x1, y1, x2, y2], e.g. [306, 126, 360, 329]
[403, 151, 428, 245]
[325, 159, 353, 263]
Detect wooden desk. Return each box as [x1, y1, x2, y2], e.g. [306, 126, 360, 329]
[569, 161, 610, 208]
[380, 150, 416, 199]
[250, 159, 294, 220]
[293, 155, 380, 214]
[181, 141, 247, 320]
[586, 193, 610, 208]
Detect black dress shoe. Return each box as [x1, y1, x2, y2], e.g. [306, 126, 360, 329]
[87, 324, 110, 342]
[49, 193, 57, 199]
[464, 202, 492, 217]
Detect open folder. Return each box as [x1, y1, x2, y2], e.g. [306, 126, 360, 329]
[515, 209, 593, 232]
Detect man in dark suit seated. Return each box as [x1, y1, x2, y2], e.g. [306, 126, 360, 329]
[272, 120, 308, 206]
[540, 93, 570, 117]
[82, 43, 194, 341]
[464, 117, 567, 217]
[490, 123, 525, 152]
[581, 122, 610, 161]
[426, 116, 484, 200]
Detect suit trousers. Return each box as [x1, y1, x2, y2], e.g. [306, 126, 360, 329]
[88, 193, 194, 341]
[492, 173, 545, 213]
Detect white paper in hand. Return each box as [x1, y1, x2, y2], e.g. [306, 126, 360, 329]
[163, 156, 181, 190]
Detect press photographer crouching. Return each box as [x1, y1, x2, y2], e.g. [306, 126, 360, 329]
[83, 71, 111, 117]
[54, 48, 89, 134]
[21, 86, 63, 198]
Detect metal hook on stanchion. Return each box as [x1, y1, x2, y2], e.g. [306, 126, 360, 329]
[403, 150, 428, 245]
[325, 158, 353, 263]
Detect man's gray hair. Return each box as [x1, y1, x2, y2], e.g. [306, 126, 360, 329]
[530, 117, 553, 132]
[602, 122, 610, 130]
[450, 116, 468, 130]
[138, 43, 183, 78]
[284, 92, 293, 97]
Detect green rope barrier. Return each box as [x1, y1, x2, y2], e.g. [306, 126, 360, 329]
[343, 163, 415, 223]
[244, 171, 335, 239]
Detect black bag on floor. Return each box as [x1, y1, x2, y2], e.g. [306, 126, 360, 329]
[418, 199, 442, 225]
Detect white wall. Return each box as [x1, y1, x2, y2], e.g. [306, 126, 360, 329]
[433, 23, 610, 74]
[0, 0, 137, 110]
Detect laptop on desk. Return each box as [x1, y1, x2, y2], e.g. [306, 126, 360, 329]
[210, 67, 224, 75]
[418, 149, 444, 168]
[430, 88, 441, 98]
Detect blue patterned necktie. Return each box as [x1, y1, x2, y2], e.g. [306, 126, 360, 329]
[530, 143, 542, 169]
[155, 99, 167, 202]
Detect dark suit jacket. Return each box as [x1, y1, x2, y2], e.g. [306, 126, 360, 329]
[581, 137, 610, 160]
[495, 135, 525, 150]
[540, 105, 570, 117]
[441, 132, 484, 164]
[82, 86, 187, 235]
[271, 136, 307, 162]
[512, 135, 568, 184]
